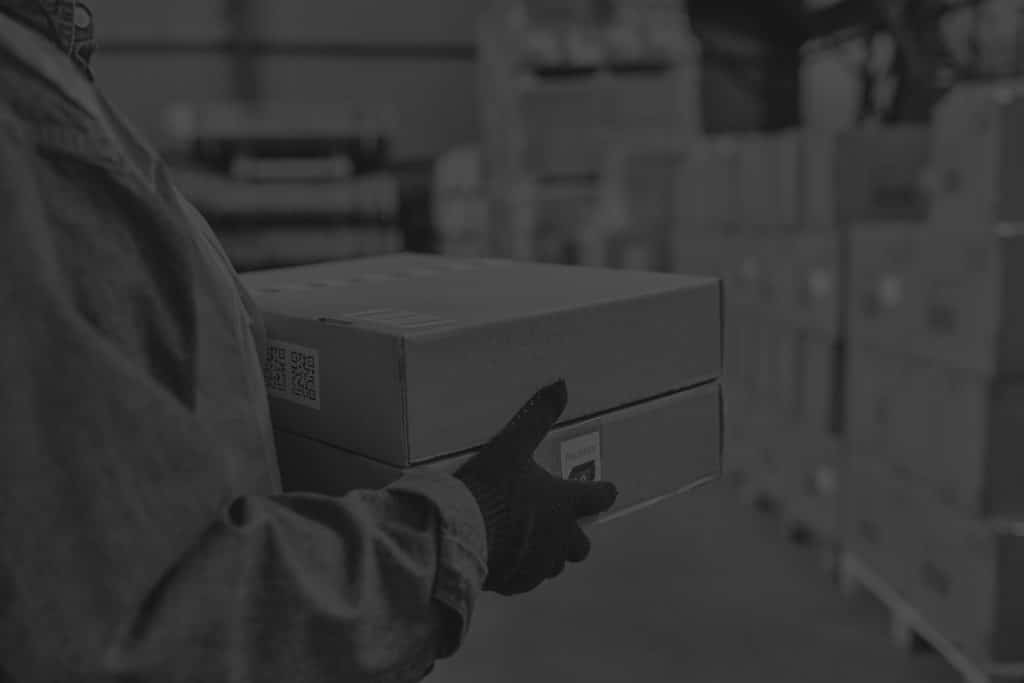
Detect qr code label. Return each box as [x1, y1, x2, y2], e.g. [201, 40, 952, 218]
[264, 340, 321, 410]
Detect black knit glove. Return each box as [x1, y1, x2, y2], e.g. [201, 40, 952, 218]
[455, 380, 619, 596]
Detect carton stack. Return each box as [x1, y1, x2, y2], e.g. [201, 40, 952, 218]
[669, 129, 842, 541]
[737, 130, 848, 541]
[843, 84, 1024, 670]
[242, 253, 724, 524]
[477, 0, 700, 264]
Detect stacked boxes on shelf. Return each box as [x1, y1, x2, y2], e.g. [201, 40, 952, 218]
[582, 134, 690, 271]
[170, 102, 403, 272]
[675, 129, 844, 542]
[478, 0, 700, 264]
[843, 84, 1024, 669]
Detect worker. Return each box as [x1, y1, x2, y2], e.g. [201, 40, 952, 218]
[0, 2, 619, 681]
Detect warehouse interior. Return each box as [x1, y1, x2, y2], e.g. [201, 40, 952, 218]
[14, 0, 1024, 680]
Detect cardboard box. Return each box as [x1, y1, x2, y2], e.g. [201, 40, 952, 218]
[926, 82, 1024, 230]
[848, 226, 922, 350]
[242, 254, 722, 469]
[914, 226, 1024, 376]
[799, 129, 837, 231]
[840, 458, 926, 598]
[274, 379, 721, 521]
[923, 363, 1024, 518]
[911, 496, 1024, 663]
[835, 127, 930, 226]
[845, 345, 933, 480]
[777, 234, 841, 336]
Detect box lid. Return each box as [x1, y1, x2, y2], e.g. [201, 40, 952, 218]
[243, 253, 722, 466]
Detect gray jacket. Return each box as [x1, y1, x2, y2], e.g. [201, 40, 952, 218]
[0, 5, 486, 681]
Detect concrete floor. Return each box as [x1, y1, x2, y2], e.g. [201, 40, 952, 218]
[434, 482, 959, 683]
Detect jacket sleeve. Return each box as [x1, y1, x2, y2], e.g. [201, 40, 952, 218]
[0, 124, 487, 683]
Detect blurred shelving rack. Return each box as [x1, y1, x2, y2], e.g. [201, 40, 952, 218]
[477, 0, 702, 264]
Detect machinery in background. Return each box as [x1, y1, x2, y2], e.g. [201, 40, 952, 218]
[167, 102, 404, 272]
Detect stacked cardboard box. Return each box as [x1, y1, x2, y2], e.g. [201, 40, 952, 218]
[477, 0, 700, 264]
[242, 253, 724, 524]
[666, 123, 932, 543]
[843, 84, 1024, 668]
[671, 129, 846, 541]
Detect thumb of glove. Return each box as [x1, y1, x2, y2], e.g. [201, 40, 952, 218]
[469, 380, 568, 472]
[559, 479, 619, 518]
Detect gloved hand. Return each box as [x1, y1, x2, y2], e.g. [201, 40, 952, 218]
[455, 380, 618, 596]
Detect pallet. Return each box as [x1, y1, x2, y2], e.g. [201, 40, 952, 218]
[838, 553, 1024, 683]
[728, 469, 839, 574]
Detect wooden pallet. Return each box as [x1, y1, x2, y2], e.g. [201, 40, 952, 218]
[838, 553, 1024, 683]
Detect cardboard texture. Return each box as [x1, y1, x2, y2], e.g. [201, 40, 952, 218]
[926, 83, 1024, 230]
[914, 226, 1024, 376]
[910, 493, 1024, 663]
[835, 127, 931, 226]
[848, 226, 922, 350]
[777, 234, 841, 336]
[273, 381, 723, 520]
[243, 254, 722, 467]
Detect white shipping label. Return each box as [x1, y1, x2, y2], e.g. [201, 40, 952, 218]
[264, 340, 321, 410]
[560, 431, 602, 483]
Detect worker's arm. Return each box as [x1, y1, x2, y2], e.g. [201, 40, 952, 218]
[0, 123, 485, 682]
